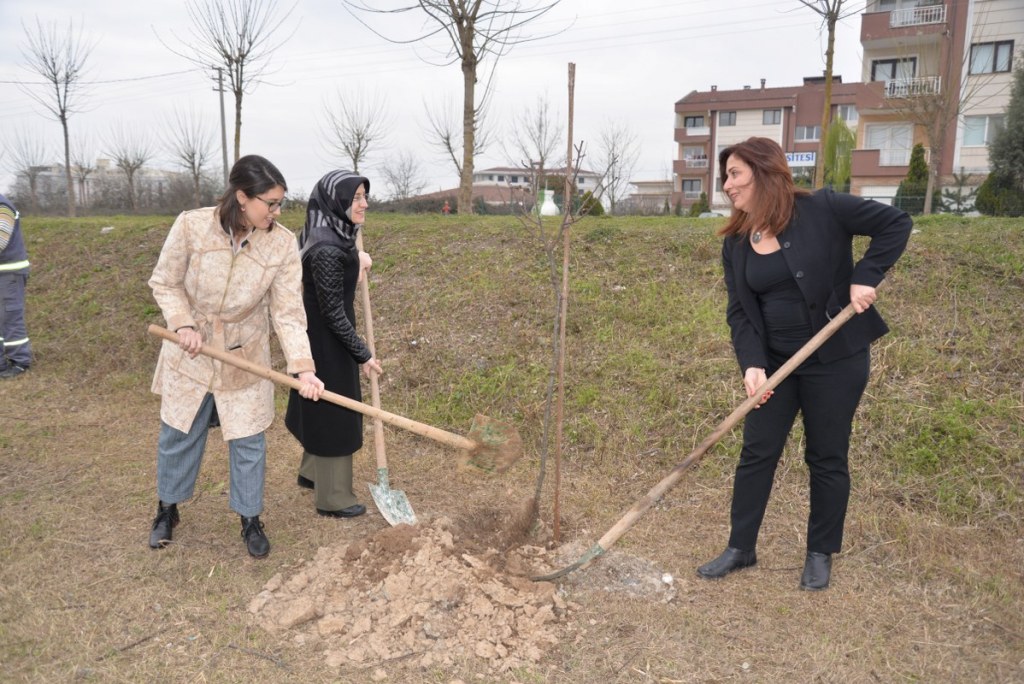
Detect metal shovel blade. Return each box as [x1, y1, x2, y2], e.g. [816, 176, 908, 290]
[368, 468, 417, 526]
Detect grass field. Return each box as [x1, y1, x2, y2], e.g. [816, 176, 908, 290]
[1, 209, 1022, 682]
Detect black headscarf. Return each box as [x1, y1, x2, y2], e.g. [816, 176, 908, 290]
[298, 169, 370, 257]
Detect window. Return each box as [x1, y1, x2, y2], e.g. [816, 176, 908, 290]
[871, 57, 916, 82]
[963, 115, 1005, 146]
[497, 175, 504, 182]
[763, 109, 781, 125]
[970, 41, 1014, 75]
[865, 123, 913, 166]
[682, 179, 701, 199]
[837, 105, 858, 123]
[795, 125, 822, 141]
[684, 115, 705, 128]
[510, 175, 518, 183]
[719, 111, 737, 126]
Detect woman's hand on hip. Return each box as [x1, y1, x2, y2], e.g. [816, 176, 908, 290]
[362, 356, 382, 379]
[176, 327, 203, 358]
[744, 367, 773, 407]
[850, 284, 877, 313]
[297, 371, 325, 400]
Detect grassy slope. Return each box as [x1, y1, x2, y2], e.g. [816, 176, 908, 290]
[1, 210, 1022, 682]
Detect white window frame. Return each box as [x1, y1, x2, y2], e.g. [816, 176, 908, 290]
[762, 109, 781, 125]
[963, 115, 1005, 146]
[837, 105, 858, 123]
[795, 125, 822, 142]
[865, 123, 913, 166]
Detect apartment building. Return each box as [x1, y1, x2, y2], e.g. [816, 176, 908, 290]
[672, 0, 1023, 209]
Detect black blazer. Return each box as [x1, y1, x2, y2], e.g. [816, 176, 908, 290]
[722, 189, 912, 371]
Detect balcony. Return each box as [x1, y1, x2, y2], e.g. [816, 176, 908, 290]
[685, 158, 709, 169]
[885, 76, 941, 98]
[890, 3, 946, 28]
[675, 126, 711, 143]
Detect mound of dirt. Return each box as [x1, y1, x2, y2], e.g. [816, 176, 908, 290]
[248, 517, 576, 673]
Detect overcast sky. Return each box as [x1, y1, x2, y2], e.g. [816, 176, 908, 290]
[0, 0, 867, 200]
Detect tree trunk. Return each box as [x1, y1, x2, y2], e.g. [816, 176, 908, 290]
[62, 117, 77, 217]
[234, 91, 243, 163]
[924, 163, 936, 214]
[193, 173, 202, 208]
[814, 15, 837, 190]
[458, 50, 477, 215]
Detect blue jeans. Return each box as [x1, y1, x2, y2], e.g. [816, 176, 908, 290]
[0, 272, 31, 369]
[156, 393, 266, 517]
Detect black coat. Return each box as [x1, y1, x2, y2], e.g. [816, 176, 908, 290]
[285, 243, 372, 456]
[722, 189, 912, 372]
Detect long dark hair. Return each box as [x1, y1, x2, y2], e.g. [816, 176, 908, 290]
[717, 137, 809, 239]
[217, 155, 287, 232]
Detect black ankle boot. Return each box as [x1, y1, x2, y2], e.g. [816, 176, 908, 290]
[149, 501, 179, 549]
[697, 546, 757, 579]
[241, 515, 270, 558]
[799, 551, 832, 591]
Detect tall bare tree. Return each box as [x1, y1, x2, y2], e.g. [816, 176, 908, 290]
[345, 0, 565, 214]
[594, 120, 639, 214]
[19, 17, 93, 217]
[161, 0, 297, 162]
[380, 151, 428, 201]
[505, 94, 564, 196]
[166, 108, 215, 208]
[105, 123, 155, 213]
[4, 128, 49, 214]
[798, 0, 858, 189]
[321, 89, 391, 174]
[70, 135, 96, 209]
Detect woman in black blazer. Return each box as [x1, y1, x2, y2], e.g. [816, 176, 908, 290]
[697, 137, 912, 591]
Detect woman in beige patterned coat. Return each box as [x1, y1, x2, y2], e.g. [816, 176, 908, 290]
[147, 155, 324, 558]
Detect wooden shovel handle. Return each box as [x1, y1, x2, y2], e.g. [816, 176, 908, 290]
[356, 231, 388, 472]
[147, 324, 475, 451]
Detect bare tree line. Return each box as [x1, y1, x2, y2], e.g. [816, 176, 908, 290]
[9, 0, 649, 215]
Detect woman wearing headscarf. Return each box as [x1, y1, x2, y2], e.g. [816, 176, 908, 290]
[285, 170, 382, 518]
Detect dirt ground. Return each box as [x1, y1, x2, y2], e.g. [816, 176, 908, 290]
[2, 215, 1022, 682]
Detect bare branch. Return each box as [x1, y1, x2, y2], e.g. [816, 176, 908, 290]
[346, 0, 569, 213]
[166, 108, 216, 208]
[320, 89, 392, 174]
[380, 151, 428, 201]
[104, 122, 156, 213]
[594, 120, 639, 214]
[157, 0, 299, 161]
[4, 127, 50, 214]
[18, 16, 94, 216]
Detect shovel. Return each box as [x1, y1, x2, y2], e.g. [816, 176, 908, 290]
[147, 325, 523, 472]
[357, 233, 416, 526]
[532, 297, 867, 581]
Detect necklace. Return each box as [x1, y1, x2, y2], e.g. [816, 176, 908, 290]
[752, 230, 762, 244]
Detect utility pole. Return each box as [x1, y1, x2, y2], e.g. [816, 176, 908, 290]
[213, 66, 229, 186]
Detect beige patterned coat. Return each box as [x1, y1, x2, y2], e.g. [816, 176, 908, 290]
[149, 207, 314, 440]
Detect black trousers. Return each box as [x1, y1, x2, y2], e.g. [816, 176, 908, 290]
[728, 349, 869, 555]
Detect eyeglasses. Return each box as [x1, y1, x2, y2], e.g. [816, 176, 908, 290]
[352, 193, 369, 204]
[252, 195, 286, 211]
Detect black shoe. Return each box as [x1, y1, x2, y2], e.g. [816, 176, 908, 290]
[0, 363, 28, 379]
[241, 515, 270, 558]
[697, 546, 757, 579]
[799, 551, 832, 591]
[297, 475, 314, 490]
[148, 501, 179, 549]
[316, 504, 366, 518]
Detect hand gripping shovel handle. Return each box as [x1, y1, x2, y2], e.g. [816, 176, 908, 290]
[147, 324, 476, 452]
[532, 294, 870, 582]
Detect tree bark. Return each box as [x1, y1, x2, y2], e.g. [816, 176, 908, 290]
[459, 49, 477, 215]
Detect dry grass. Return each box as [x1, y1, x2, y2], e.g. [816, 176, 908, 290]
[1, 211, 1022, 682]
